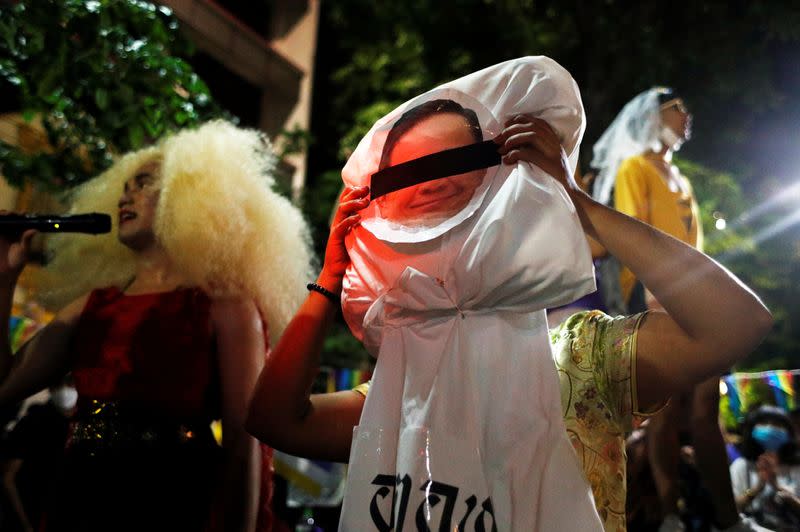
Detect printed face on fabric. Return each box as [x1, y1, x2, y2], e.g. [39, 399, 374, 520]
[377, 111, 487, 226]
[339, 57, 603, 531]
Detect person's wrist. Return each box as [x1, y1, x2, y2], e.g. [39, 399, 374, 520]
[566, 184, 591, 202]
[316, 271, 343, 296]
[568, 190, 600, 237]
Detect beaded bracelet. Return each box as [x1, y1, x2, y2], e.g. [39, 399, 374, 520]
[307, 282, 340, 304]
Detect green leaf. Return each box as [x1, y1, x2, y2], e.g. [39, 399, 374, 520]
[174, 111, 190, 125]
[94, 88, 109, 110]
[128, 124, 145, 148]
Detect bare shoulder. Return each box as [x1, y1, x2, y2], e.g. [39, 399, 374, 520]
[209, 296, 263, 334]
[210, 296, 257, 318]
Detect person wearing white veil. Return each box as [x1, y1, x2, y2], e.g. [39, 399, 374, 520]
[590, 87, 701, 314]
[591, 90, 765, 532]
[337, 57, 603, 531]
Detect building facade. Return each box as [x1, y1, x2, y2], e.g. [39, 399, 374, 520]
[0, 0, 319, 209]
[160, 0, 319, 195]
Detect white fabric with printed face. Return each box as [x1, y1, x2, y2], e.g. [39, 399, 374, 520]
[339, 56, 602, 531]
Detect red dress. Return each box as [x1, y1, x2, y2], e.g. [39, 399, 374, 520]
[44, 287, 273, 531]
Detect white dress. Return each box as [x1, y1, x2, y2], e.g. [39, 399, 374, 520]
[339, 57, 603, 531]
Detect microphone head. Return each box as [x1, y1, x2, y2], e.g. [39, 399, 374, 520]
[87, 213, 112, 234]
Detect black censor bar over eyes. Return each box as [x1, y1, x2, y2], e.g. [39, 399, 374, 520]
[370, 140, 501, 200]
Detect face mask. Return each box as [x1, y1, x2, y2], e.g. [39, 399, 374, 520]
[659, 125, 684, 151]
[752, 424, 791, 451]
[50, 387, 78, 412]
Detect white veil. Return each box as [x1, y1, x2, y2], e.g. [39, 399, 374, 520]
[590, 87, 672, 204]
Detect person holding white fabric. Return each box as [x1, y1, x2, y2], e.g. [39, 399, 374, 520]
[590, 89, 764, 532]
[336, 57, 601, 531]
[245, 113, 772, 531]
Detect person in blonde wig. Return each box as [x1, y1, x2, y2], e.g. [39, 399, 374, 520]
[0, 120, 313, 531]
[38, 120, 312, 338]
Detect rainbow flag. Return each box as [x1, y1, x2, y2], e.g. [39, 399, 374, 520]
[8, 315, 41, 352]
[319, 366, 371, 393]
[724, 375, 741, 420]
[778, 371, 796, 411]
[766, 373, 789, 411]
[720, 369, 800, 423]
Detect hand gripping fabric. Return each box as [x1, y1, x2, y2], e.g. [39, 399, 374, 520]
[339, 56, 602, 531]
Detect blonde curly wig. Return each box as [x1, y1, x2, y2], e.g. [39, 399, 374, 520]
[39, 120, 314, 341]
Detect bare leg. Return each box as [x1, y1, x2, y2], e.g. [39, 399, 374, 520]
[690, 376, 739, 528]
[648, 399, 682, 517]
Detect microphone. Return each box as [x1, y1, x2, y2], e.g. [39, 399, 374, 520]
[0, 213, 112, 235]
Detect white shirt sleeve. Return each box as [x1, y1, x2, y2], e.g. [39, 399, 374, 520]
[730, 457, 752, 498]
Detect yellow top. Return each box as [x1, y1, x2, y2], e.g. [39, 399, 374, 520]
[352, 382, 370, 397]
[614, 155, 703, 302]
[551, 310, 663, 532]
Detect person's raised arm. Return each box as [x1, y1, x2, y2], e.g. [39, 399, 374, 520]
[0, 226, 83, 407]
[245, 186, 369, 462]
[498, 117, 772, 412]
